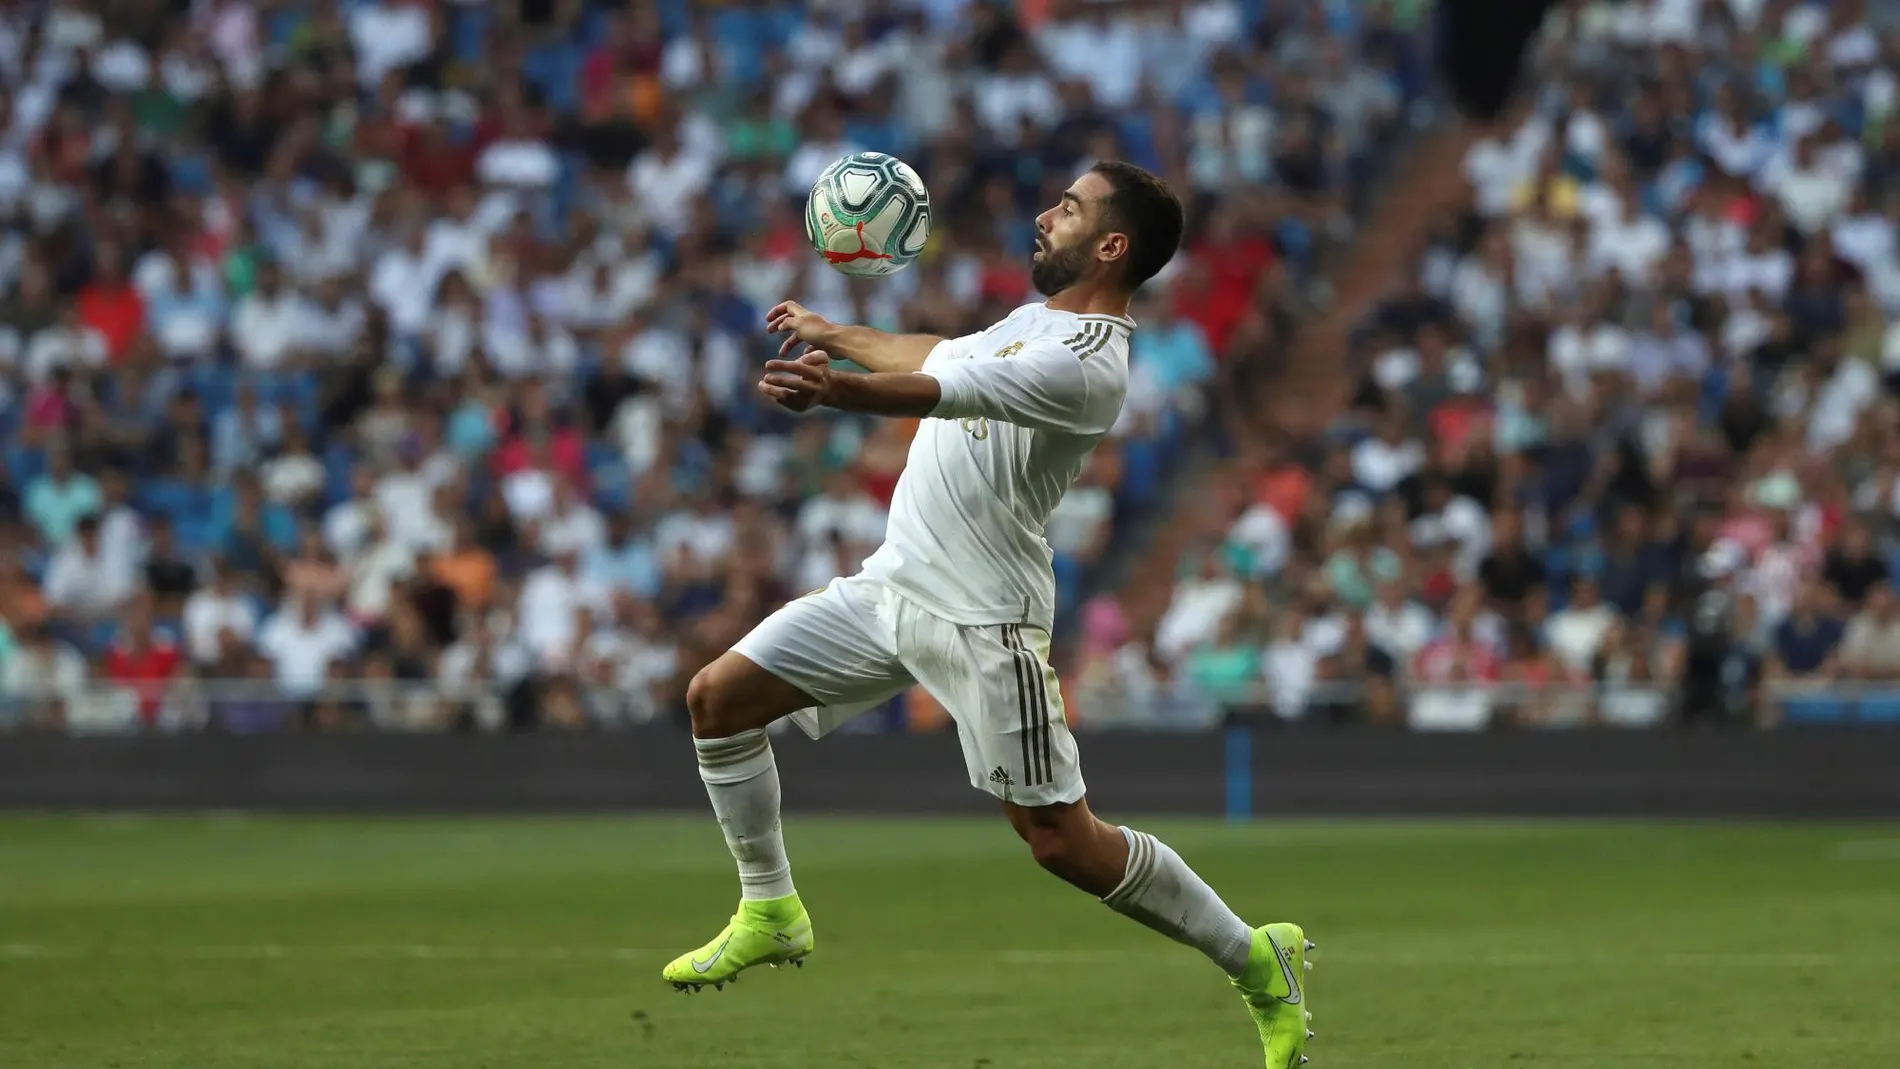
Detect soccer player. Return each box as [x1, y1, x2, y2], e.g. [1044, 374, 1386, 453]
[664, 161, 1313, 1067]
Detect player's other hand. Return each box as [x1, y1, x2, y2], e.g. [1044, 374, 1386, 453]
[760, 348, 832, 413]
[766, 300, 835, 360]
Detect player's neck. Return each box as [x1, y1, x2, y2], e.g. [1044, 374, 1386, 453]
[1043, 281, 1131, 321]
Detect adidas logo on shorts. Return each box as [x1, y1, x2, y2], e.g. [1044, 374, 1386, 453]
[988, 766, 1014, 800]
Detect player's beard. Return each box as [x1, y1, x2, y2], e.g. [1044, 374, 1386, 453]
[1030, 235, 1092, 296]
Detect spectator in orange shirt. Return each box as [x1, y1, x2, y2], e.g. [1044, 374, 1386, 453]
[431, 517, 499, 612]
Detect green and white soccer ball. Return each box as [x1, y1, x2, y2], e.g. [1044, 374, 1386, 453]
[805, 151, 932, 278]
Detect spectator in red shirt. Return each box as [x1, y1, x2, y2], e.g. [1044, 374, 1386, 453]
[1173, 209, 1274, 354]
[102, 600, 183, 726]
[76, 245, 146, 363]
[1414, 592, 1502, 684]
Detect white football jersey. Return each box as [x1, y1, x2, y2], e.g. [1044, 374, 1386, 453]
[856, 302, 1133, 632]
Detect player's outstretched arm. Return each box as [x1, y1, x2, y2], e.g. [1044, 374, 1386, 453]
[760, 339, 1115, 434]
[766, 300, 941, 374]
[760, 351, 941, 418]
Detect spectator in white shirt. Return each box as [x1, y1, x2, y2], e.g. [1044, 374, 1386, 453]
[1767, 133, 1855, 235]
[1544, 575, 1619, 676]
[578, 591, 679, 725]
[1624, 300, 1712, 399]
[324, 467, 378, 561]
[348, 0, 435, 88]
[369, 223, 435, 338]
[0, 626, 89, 718]
[259, 419, 325, 508]
[540, 479, 607, 559]
[475, 104, 558, 190]
[1263, 606, 1321, 719]
[182, 567, 258, 666]
[210, 383, 284, 475]
[1587, 194, 1670, 286]
[1351, 413, 1425, 494]
[501, 438, 559, 523]
[970, 42, 1061, 144]
[1038, 1, 1144, 110]
[1696, 83, 1774, 179]
[256, 595, 357, 696]
[42, 516, 134, 622]
[1364, 579, 1438, 667]
[373, 450, 437, 550]
[795, 470, 888, 555]
[517, 546, 610, 672]
[229, 261, 310, 370]
[629, 122, 716, 239]
[345, 511, 417, 625]
[1155, 548, 1244, 663]
[22, 303, 107, 382]
[1044, 460, 1116, 567]
[781, 108, 862, 200]
[299, 277, 366, 360]
[94, 470, 145, 598]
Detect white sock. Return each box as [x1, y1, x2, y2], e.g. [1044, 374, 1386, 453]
[695, 730, 795, 901]
[1101, 826, 1254, 977]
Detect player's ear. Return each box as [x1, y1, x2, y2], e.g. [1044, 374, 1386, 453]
[1095, 230, 1129, 268]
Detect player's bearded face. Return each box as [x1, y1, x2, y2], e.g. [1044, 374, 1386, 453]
[1031, 228, 1094, 296]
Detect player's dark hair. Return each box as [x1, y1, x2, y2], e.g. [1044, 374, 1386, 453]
[1088, 161, 1184, 291]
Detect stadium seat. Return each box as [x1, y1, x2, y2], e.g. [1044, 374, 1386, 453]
[1052, 552, 1082, 614]
[6, 445, 44, 484]
[1855, 694, 1900, 724]
[1781, 695, 1850, 725]
[1118, 439, 1161, 510]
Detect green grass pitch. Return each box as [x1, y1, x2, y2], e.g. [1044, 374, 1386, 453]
[3, 814, 1898, 1068]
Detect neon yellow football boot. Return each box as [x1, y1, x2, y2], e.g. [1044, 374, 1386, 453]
[661, 894, 813, 993]
[1232, 922, 1315, 1068]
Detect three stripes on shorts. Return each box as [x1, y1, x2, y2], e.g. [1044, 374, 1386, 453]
[1001, 624, 1053, 787]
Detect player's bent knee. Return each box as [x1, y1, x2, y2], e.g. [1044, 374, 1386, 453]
[1024, 824, 1076, 874]
[1007, 801, 1093, 875]
[686, 652, 814, 739]
[686, 660, 754, 739]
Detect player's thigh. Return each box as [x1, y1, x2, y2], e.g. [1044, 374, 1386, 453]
[902, 618, 1086, 807]
[687, 649, 822, 736]
[722, 578, 911, 723]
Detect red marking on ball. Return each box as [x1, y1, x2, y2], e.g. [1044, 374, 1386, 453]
[823, 221, 894, 265]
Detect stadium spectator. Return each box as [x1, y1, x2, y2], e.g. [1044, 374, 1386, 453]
[0, 0, 1432, 730]
[1769, 582, 1847, 687]
[1839, 584, 1900, 681]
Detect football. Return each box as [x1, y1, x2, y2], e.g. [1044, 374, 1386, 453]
[805, 151, 932, 278]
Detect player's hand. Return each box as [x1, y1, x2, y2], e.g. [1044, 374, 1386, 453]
[766, 300, 836, 360]
[760, 348, 832, 413]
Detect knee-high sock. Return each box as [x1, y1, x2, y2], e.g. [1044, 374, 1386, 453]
[695, 730, 795, 901]
[1101, 826, 1254, 976]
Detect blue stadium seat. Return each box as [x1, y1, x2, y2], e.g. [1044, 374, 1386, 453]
[322, 443, 356, 508]
[192, 364, 238, 415]
[592, 461, 632, 513]
[1053, 552, 1083, 614]
[1118, 439, 1161, 510]
[584, 441, 621, 475]
[1855, 693, 1900, 723]
[6, 445, 44, 484]
[1781, 695, 1850, 725]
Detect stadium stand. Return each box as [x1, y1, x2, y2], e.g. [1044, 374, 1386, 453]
[0, 0, 1428, 732]
[1110, 0, 1900, 729]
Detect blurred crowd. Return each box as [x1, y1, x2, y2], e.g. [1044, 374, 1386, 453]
[0, 0, 1425, 732]
[1089, 0, 1900, 729]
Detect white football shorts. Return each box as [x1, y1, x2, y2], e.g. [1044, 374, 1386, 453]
[731, 573, 1085, 807]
